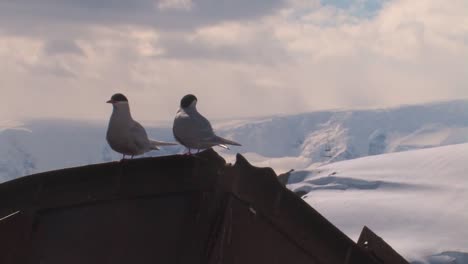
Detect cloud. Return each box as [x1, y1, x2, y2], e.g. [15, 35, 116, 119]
[157, 0, 193, 11]
[0, 0, 467, 122]
[0, 0, 287, 32]
[156, 23, 290, 64]
[43, 39, 85, 56]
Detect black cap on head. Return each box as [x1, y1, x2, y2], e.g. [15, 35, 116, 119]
[180, 94, 197, 108]
[110, 93, 128, 102]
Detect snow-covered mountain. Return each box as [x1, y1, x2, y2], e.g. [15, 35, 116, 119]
[287, 143, 468, 264]
[221, 99, 468, 161]
[2, 99, 468, 181]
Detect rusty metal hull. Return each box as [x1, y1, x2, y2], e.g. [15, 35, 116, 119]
[0, 149, 408, 264]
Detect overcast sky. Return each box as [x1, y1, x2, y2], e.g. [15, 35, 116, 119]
[1, 0, 467, 122]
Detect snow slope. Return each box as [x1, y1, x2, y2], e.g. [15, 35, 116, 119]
[287, 143, 468, 264]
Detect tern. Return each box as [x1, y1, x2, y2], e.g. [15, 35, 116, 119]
[173, 94, 241, 154]
[106, 93, 177, 159]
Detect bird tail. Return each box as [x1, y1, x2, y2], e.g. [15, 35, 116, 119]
[149, 139, 179, 150]
[215, 136, 241, 149]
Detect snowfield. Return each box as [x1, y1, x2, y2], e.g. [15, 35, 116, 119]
[288, 143, 468, 264]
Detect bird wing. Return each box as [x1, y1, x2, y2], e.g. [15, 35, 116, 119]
[193, 111, 216, 136]
[192, 114, 241, 146]
[174, 109, 241, 149]
[131, 121, 177, 150]
[130, 121, 151, 151]
[213, 136, 241, 146]
[174, 110, 216, 145]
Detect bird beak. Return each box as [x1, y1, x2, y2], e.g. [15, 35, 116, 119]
[106, 100, 114, 104]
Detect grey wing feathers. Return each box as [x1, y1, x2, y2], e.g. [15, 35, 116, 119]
[130, 121, 151, 150]
[130, 121, 178, 150]
[174, 108, 241, 149]
[174, 110, 216, 143]
[214, 136, 241, 146]
[194, 112, 216, 137]
[193, 114, 241, 146]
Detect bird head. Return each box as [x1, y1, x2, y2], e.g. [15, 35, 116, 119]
[107, 93, 129, 106]
[180, 94, 197, 109]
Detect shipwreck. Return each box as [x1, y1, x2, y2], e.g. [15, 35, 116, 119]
[0, 149, 408, 264]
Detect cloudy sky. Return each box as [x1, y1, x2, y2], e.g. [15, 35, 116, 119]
[1, 0, 467, 122]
